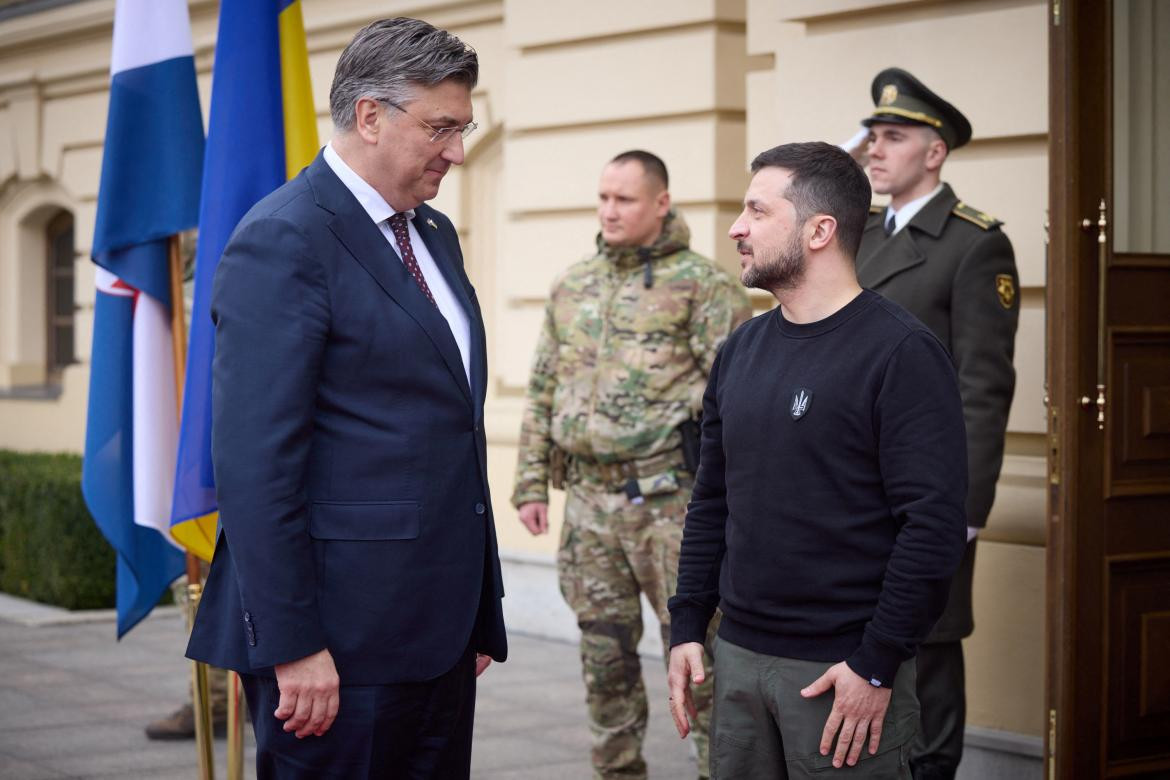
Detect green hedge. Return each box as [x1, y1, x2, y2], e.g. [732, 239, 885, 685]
[0, 450, 117, 609]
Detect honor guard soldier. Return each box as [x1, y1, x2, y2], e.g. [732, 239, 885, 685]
[854, 67, 1020, 780]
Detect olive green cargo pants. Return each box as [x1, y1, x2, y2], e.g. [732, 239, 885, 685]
[710, 637, 918, 779]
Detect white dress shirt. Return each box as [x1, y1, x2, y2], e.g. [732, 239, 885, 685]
[885, 182, 945, 235]
[323, 142, 472, 385]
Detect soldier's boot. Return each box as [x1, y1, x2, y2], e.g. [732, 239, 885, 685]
[580, 619, 649, 780]
[144, 666, 231, 740]
[144, 703, 227, 740]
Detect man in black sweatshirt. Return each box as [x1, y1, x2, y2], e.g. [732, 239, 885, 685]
[667, 142, 967, 779]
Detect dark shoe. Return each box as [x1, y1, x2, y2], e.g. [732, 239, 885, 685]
[910, 759, 958, 780]
[144, 704, 227, 740]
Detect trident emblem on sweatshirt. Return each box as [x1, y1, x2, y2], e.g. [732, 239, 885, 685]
[790, 388, 813, 420]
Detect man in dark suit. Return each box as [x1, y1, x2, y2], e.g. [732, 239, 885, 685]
[853, 68, 1020, 780]
[186, 18, 506, 779]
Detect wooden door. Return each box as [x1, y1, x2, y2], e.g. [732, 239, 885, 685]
[1047, 0, 1170, 777]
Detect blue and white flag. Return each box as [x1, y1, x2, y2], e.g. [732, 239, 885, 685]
[82, 0, 204, 637]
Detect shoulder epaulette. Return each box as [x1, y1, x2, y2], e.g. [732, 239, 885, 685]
[952, 201, 1001, 230]
[869, 204, 885, 215]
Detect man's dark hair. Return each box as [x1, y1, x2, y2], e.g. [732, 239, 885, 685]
[750, 142, 871, 259]
[330, 17, 478, 131]
[610, 150, 669, 191]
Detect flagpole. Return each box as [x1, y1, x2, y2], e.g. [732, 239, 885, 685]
[170, 235, 216, 780]
[227, 668, 244, 779]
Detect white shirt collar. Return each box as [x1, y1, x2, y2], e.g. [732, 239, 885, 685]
[888, 182, 944, 234]
[323, 142, 414, 225]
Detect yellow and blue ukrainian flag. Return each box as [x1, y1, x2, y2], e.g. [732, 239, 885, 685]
[83, 0, 204, 636]
[170, 0, 318, 560]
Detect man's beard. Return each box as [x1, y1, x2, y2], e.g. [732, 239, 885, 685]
[739, 231, 805, 292]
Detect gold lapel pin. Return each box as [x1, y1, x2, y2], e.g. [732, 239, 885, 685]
[425, 218, 438, 230]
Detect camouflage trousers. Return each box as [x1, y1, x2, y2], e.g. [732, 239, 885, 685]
[558, 476, 716, 780]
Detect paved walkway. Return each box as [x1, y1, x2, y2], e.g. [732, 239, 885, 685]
[0, 601, 695, 779]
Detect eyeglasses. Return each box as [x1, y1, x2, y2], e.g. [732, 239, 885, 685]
[383, 100, 478, 144]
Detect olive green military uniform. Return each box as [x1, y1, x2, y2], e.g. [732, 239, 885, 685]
[857, 187, 1018, 780]
[858, 188, 1018, 549]
[513, 211, 750, 780]
[857, 67, 1019, 780]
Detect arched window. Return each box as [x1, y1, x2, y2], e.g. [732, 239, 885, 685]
[0, 182, 78, 395]
[45, 210, 76, 382]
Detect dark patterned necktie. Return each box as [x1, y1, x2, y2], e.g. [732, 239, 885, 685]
[883, 208, 896, 237]
[387, 213, 437, 307]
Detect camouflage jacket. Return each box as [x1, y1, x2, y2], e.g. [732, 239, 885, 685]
[511, 211, 750, 507]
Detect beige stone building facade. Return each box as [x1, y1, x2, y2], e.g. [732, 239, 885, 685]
[0, 0, 1048, 772]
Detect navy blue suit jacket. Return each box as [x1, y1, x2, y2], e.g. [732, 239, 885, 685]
[187, 152, 507, 684]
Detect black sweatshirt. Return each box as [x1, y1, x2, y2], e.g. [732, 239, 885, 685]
[668, 289, 968, 687]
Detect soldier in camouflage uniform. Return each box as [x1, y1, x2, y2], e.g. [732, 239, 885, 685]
[512, 150, 751, 780]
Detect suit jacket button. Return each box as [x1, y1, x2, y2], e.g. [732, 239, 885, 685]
[475, 503, 486, 515]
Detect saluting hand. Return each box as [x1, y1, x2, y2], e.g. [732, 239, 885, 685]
[274, 648, 340, 738]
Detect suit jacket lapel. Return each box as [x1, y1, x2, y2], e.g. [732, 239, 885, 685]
[414, 205, 487, 419]
[857, 184, 958, 288]
[307, 156, 474, 409]
[413, 207, 473, 319]
[857, 221, 925, 288]
[906, 182, 958, 239]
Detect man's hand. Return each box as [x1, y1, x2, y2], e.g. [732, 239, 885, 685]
[518, 502, 549, 535]
[274, 648, 340, 738]
[667, 642, 705, 739]
[475, 653, 492, 677]
[801, 661, 892, 768]
[840, 127, 871, 167]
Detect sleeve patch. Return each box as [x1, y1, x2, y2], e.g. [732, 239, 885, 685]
[996, 274, 1016, 309]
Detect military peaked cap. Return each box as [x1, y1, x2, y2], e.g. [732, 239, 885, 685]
[862, 67, 972, 150]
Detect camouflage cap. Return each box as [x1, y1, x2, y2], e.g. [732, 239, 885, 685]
[861, 67, 972, 150]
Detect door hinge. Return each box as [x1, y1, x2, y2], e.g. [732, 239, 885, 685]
[1048, 405, 1060, 485]
[1052, 0, 1061, 26]
[1049, 709, 1057, 779]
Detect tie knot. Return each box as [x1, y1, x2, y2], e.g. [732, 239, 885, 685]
[388, 212, 409, 230]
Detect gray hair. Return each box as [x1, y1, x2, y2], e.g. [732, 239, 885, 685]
[329, 17, 478, 132]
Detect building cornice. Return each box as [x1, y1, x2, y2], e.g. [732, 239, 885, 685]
[0, 0, 501, 97]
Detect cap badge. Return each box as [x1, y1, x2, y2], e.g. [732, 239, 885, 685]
[996, 274, 1016, 309]
[879, 84, 898, 106]
[791, 388, 813, 420]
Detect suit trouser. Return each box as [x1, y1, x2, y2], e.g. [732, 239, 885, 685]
[240, 645, 476, 780]
[910, 540, 977, 780]
[559, 477, 715, 780]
